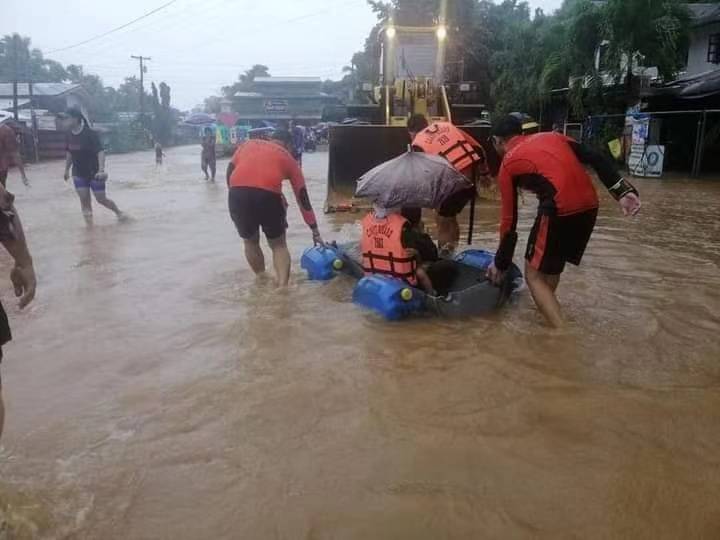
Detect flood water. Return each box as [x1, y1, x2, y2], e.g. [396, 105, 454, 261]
[0, 145, 719, 539]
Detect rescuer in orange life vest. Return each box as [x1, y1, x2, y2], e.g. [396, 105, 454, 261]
[361, 206, 438, 293]
[407, 114, 491, 255]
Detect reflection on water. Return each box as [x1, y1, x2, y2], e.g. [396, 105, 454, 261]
[1, 147, 719, 538]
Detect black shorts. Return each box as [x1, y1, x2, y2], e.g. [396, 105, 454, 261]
[438, 186, 475, 218]
[0, 170, 7, 188]
[228, 187, 287, 240]
[525, 208, 598, 275]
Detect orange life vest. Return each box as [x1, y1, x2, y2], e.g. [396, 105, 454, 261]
[360, 212, 417, 286]
[412, 121, 486, 177]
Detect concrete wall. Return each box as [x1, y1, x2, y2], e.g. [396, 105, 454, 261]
[687, 23, 720, 76]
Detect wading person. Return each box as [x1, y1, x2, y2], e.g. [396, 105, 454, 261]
[486, 115, 642, 327]
[61, 108, 125, 224]
[0, 185, 37, 440]
[408, 114, 490, 256]
[0, 120, 29, 188]
[226, 130, 323, 286]
[201, 127, 216, 181]
[289, 120, 304, 166]
[155, 142, 165, 165]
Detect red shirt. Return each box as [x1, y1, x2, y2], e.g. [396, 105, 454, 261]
[229, 140, 317, 227]
[498, 133, 599, 240]
[0, 125, 18, 172]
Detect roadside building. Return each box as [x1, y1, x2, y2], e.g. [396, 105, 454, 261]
[228, 77, 340, 125]
[545, 3, 720, 176]
[0, 83, 92, 160]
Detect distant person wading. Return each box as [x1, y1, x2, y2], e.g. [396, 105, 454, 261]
[201, 127, 216, 181]
[0, 120, 30, 188]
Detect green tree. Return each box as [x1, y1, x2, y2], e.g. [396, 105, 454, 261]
[150, 81, 175, 145]
[602, 0, 690, 85]
[0, 34, 67, 82]
[222, 64, 270, 97]
[65, 64, 115, 122]
[203, 95, 222, 114]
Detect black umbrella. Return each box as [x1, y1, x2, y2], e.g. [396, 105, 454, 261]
[355, 150, 472, 209]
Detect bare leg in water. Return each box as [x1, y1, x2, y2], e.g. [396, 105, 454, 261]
[208, 159, 217, 182]
[93, 189, 124, 219]
[201, 156, 209, 180]
[267, 234, 291, 287]
[75, 186, 94, 225]
[243, 234, 266, 276]
[524, 262, 563, 327]
[415, 267, 435, 295]
[436, 214, 460, 253]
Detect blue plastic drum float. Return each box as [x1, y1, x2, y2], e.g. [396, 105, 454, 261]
[301, 244, 523, 320]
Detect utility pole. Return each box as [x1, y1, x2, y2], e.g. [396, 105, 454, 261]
[12, 36, 19, 121]
[130, 55, 151, 125]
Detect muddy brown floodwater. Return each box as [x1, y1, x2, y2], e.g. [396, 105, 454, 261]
[0, 145, 719, 539]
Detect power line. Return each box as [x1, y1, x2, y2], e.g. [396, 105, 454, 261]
[47, 0, 179, 53]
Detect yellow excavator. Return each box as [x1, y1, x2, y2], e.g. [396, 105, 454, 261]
[325, 22, 496, 212]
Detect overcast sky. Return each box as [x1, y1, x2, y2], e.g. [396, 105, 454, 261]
[2, 0, 564, 110]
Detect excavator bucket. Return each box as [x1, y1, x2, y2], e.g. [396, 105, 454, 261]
[325, 125, 409, 212]
[324, 123, 499, 213]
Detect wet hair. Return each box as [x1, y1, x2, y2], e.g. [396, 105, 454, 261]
[401, 207, 422, 226]
[407, 114, 429, 134]
[65, 107, 88, 127]
[491, 115, 523, 139]
[271, 129, 293, 147]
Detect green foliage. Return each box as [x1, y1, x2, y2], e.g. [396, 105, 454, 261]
[0, 34, 68, 82]
[602, 0, 690, 83]
[203, 95, 222, 113]
[106, 118, 149, 153]
[222, 64, 270, 97]
[149, 81, 175, 145]
[341, 0, 693, 118]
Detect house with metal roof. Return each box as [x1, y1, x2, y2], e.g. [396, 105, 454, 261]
[0, 83, 90, 117]
[228, 76, 340, 125]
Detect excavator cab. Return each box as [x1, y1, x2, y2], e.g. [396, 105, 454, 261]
[325, 23, 494, 212]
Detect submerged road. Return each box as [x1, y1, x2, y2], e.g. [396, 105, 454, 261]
[0, 145, 719, 539]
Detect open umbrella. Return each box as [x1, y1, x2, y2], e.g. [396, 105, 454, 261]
[184, 112, 215, 126]
[355, 150, 472, 209]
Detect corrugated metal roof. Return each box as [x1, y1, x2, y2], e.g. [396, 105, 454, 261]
[0, 82, 83, 97]
[687, 3, 720, 26]
[0, 98, 31, 110]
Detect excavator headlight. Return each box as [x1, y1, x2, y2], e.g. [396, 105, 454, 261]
[386, 26, 396, 39]
[436, 26, 447, 41]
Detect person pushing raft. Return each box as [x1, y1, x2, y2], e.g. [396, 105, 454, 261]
[226, 130, 323, 287]
[486, 115, 641, 327]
